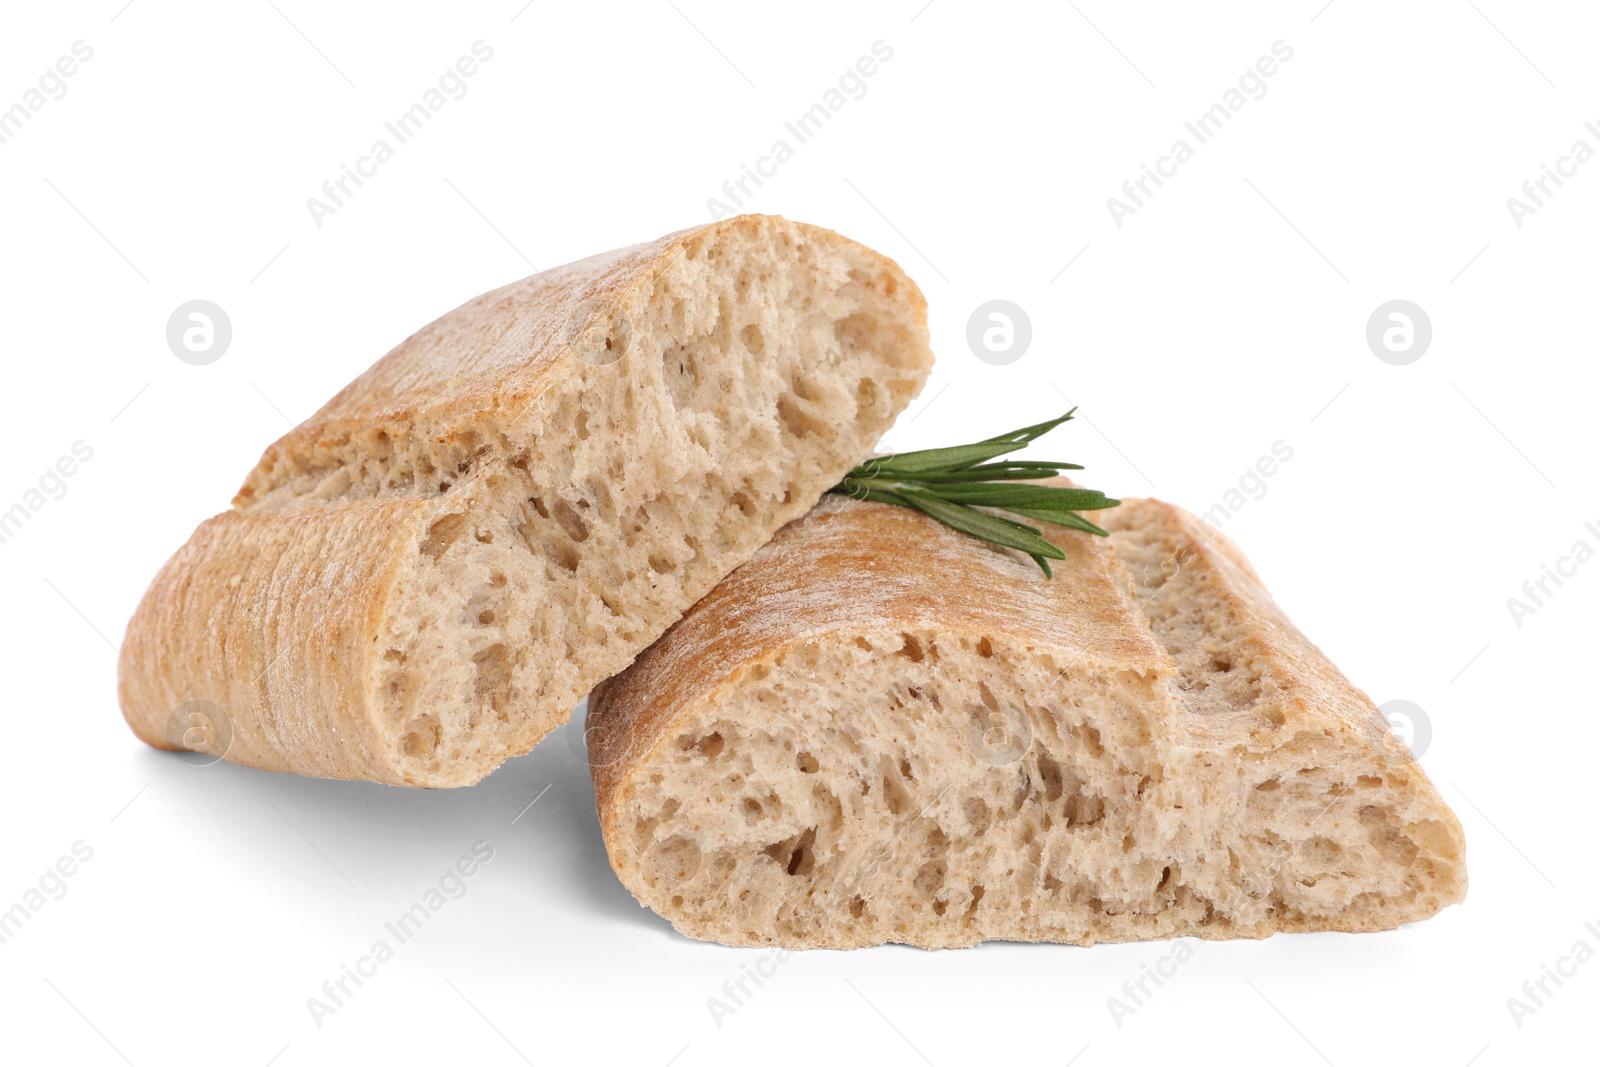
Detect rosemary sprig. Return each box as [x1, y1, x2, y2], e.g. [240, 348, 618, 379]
[828, 410, 1119, 576]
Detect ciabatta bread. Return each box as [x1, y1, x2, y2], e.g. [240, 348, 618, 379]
[119, 215, 932, 787]
[587, 491, 1466, 947]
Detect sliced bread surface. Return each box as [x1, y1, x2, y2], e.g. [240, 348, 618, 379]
[587, 492, 1466, 948]
[120, 215, 933, 787]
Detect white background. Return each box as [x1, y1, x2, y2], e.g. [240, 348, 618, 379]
[1, 2, 1595, 1064]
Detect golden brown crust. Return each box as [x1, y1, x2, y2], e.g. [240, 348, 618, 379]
[120, 501, 422, 780]
[235, 230, 682, 509]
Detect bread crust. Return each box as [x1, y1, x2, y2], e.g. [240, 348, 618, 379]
[120, 215, 932, 786]
[120, 502, 420, 778]
[235, 230, 696, 511]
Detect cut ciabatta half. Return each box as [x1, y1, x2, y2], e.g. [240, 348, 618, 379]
[119, 215, 932, 787]
[587, 489, 1466, 948]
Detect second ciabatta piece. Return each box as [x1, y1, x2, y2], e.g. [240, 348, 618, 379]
[587, 488, 1466, 948]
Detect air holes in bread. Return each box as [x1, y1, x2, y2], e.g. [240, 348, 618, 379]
[400, 714, 441, 759]
[834, 311, 878, 352]
[651, 835, 702, 884]
[741, 323, 765, 356]
[420, 513, 468, 558]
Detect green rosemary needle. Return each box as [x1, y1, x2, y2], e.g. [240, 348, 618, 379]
[827, 409, 1119, 577]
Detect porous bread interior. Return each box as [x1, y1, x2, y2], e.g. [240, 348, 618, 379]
[244, 227, 925, 786]
[619, 631, 1171, 948]
[609, 505, 1465, 948]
